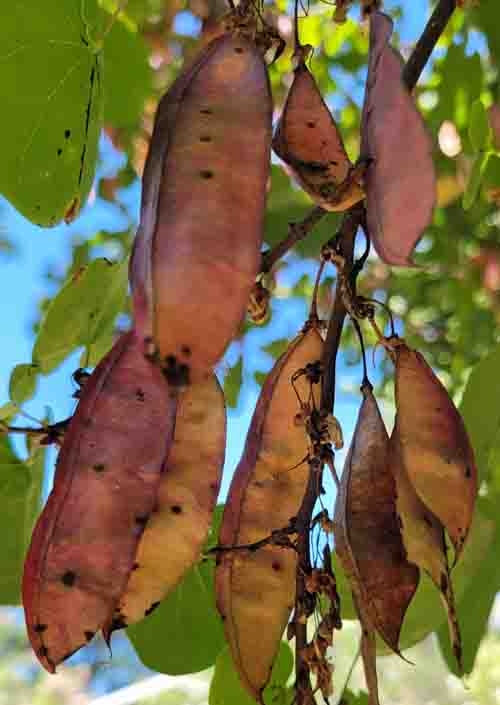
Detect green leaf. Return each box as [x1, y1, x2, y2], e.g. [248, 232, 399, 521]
[459, 344, 500, 491]
[100, 12, 152, 128]
[469, 99, 492, 152]
[8, 364, 38, 405]
[224, 357, 243, 409]
[0, 437, 44, 604]
[0, 402, 18, 422]
[263, 338, 289, 360]
[463, 151, 490, 210]
[209, 642, 294, 705]
[437, 508, 500, 675]
[128, 507, 226, 675]
[254, 371, 268, 387]
[342, 691, 369, 705]
[33, 258, 127, 373]
[0, 0, 103, 226]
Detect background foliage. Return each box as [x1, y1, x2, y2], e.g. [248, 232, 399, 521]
[1, 0, 500, 702]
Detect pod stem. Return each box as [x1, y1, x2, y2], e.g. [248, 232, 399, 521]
[260, 206, 327, 274]
[0, 418, 70, 446]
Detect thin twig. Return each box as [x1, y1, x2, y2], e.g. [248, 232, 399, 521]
[402, 0, 457, 92]
[0, 419, 70, 445]
[261, 206, 327, 274]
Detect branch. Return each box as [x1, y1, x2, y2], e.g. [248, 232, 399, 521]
[260, 205, 327, 274]
[402, 0, 457, 92]
[0, 419, 70, 446]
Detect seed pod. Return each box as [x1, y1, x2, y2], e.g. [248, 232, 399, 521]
[130, 39, 225, 338]
[272, 53, 365, 212]
[392, 342, 477, 560]
[360, 11, 436, 266]
[389, 435, 463, 671]
[106, 374, 226, 630]
[215, 320, 324, 702]
[22, 331, 177, 672]
[134, 33, 272, 383]
[334, 384, 419, 654]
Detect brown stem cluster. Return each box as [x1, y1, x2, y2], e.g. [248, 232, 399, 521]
[292, 2, 458, 702]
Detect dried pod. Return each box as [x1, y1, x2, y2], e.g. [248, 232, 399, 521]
[106, 375, 226, 630]
[132, 32, 272, 382]
[360, 11, 436, 265]
[389, 437, 463, 670]
[272, 55, 365, 212]
[334, 384, 419, 654]
[22, 331, 177, 672]
[215, 320, 324, 702]
[392, 342, 477, 560]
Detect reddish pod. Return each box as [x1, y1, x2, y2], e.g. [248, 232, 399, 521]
[360, 11, 436, 265]
[334, 384, 419, 655]
[22, 331, 177, 672]
[273, 51, 365, 212]
[215, 319, 324, 703]
[106, 375, 226, 631]
[132, 31, 273, 383]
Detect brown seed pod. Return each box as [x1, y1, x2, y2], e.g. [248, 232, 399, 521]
[22, 331, 177, 672]
[389, 436, 463, 671]
[360, 11, 436, 266]
[392, 342, 477, 561]
[272, 52, 365, 212]
[334, 384, 419, 654]
[105, 374, 226, 631]
[215, 320, 324, 702]
[132, 32, 272, 383]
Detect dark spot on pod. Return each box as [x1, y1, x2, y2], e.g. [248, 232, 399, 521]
[145, 601, 161, 617]
[209, 482, 218, 491]
[363, 629, 369, 637]
[34, 623, 48, 633]
[423, 515, 433, 528]
[272, 561, 281, 572]
[165, 355, 177, 368]
[200, 108, 212, 115]
[135, 515, 149, 527]
[84, 418, 93, 427]
[199, 135, 212, 143]
[221, 615, 226, 621]
[57, 148, 62, 156]
[110, 615, 127, 631]
[93, 463, 105, 473]
[181, 345, 191, 357]
[215, 557, 221, 567]
[200, 170, 214, 179]
[328, 160, 338, 166]
[132, 562, 139, 571]
[307, 121, 316, 128]
[61, 570, 76, 587]
[465, 466, 472, 478]
[38, 646, 49, 658]
[64, 129, 71, 139]
[136, 388, 145, 402]
[84, 631, 95, 642]
[234, 46, 244, 53]
[440, 572, 448, 593]
[171, 505, 182, 515]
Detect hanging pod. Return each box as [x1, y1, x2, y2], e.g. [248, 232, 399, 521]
[22, 331, 177, 672]
[273, 50, 365, 212]
[132, 30, 273, 383]
[105, 374, 226, 633]
[215, 318, 324, 703]
[391, 341, 477, 560]
[388, 340, 474, 670]
[333, 383, 419, 655]
[360, 10, 436, 266]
